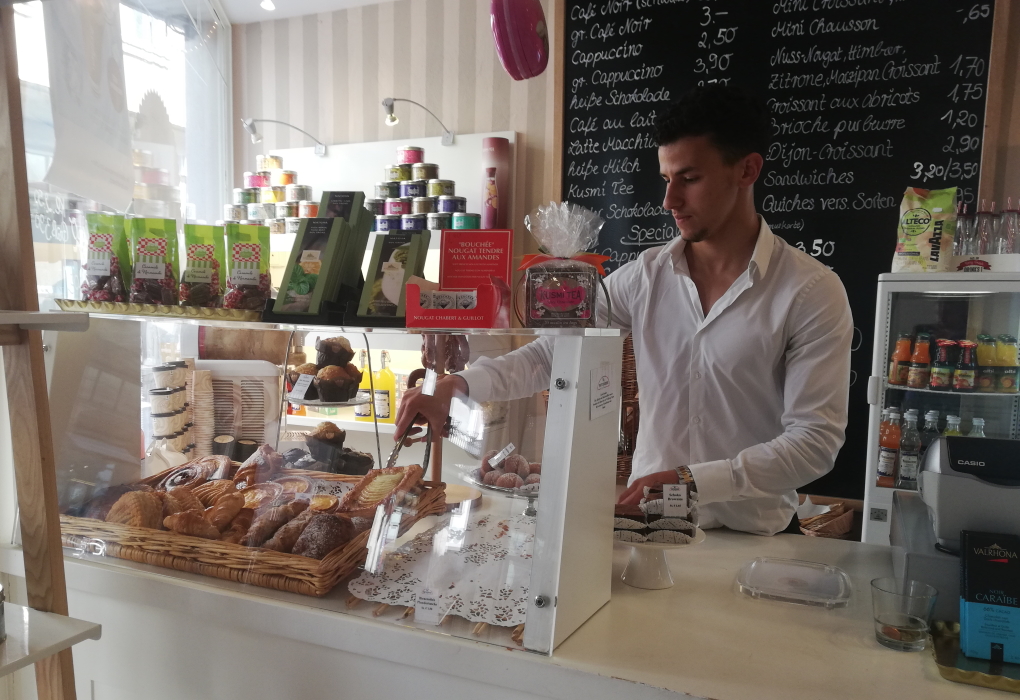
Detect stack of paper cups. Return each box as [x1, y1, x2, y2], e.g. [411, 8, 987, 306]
[192, 370, 215, 457]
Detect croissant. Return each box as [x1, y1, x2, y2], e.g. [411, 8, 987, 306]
[164, 510, 221, 540]
[205, 492, 245, 532]
[169, 486, 204, 513]
[241, 500, 308, 547]
[220, 508, 254, 545]
[159, 493, 185, 526]
[106, 491, 163, 529]
[192, 480, 236, 507]
[262, 509, 315, 553]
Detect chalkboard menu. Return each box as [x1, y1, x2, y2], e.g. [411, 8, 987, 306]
[562, 0, 996, 496]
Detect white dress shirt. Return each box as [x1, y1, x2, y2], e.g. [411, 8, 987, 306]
[459, 218, 853, 535]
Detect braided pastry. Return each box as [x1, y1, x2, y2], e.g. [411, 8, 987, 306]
[241, 500, 308, 547]
[164, 510, 220, 540]
[262, 509, 315, 553]
[168, 486, 204, 513]
[204, 492, 245, 532]
[220, 508, 254, 545]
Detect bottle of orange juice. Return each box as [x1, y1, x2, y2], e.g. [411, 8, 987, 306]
[907, 335, 931, 389]
[996, 335, 1019, 393]
[976, 334, 997, 392]
[877, 411, 901, 488]
[888, 333, 913, 385]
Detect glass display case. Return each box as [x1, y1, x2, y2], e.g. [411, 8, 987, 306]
[43, 315, 622, 655]
[863, 273, 1020, 544]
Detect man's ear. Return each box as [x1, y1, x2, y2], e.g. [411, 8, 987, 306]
[740, 152, 764, 187]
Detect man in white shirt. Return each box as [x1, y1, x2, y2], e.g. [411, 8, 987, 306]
[396, 85, 853, 536]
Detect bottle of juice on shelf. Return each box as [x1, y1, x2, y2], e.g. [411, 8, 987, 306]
[969, 417, 986, 438]
[996, 335, 1019, 393]
[953, 340, 978, 393]
[888, 333, 913, 386]
[919, 410, 940, 462]
[877, 411, 901, 488]
[355, 349, 373, 421]
[943, 415, 963, 436]
[897, 414, 921, 490]
[929, 339, 956, 391]
[976, 334, 998, 393]
[907, 334, 932, 389]
[373, 350, 397, 424]
[878, 408, 890, 447]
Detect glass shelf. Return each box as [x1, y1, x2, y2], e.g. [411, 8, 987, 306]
[883, 380, 1017, 398]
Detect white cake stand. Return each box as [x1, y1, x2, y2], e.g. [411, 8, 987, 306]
[616, 527, 706, 590]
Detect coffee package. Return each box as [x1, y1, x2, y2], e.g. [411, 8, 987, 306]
[892, 187, 957, 273]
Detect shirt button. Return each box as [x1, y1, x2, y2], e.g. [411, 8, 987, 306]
[693, 416, 701, 424]
[694, 371, 701, 379]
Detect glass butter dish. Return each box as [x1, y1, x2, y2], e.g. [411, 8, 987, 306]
[736, 557, 852, 609]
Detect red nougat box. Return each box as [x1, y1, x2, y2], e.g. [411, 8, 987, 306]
[439, 229, 513, 290]
[405, 278, 511, 329]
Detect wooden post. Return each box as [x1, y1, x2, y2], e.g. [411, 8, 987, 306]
[0, 7, 77, 700]
[979, 0, 1020, 205]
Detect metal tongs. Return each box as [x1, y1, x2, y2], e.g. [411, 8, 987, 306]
[384, 368, 436, 472]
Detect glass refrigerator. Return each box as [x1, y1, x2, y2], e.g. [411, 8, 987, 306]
[863, 272, 1020, 544]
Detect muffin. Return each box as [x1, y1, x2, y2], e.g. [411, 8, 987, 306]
[314, 365, 357, 402]
[288, 362, 320, 400]
[306, 421, 346, 469]
[315, 336, 355, 367]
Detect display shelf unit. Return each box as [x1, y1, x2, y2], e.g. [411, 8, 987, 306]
[0, 604, 101, 679]
[882, 379, 1019, 398]
[283, 414, 397, 433]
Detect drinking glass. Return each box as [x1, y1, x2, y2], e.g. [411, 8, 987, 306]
[870, 577, 938, 651]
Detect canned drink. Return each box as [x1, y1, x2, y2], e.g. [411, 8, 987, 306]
[400, 180, 427, 198]
[427, 212, 452, 230]
[286, 217, 303, 235]
[271, 169, 297, 186]
[268, 218, 286, 235]
[224, 204, 246, 221]
[261, 186, 286, 203]
[233, 187, 260, 205]
[427, 179, 455, 197]
[453, 212, 481, 229]
[412, 163, 439, 181]
[397, 145, 425, 164]
[248, 202, 274, 220]
[257, 155, 283, 171]
[375, 214, 402, 231]
[286, 183, 312, 202]
[437, 195, 467, 213]
[375, 181, 400, 199]
[412, 197, 435, 214]
[364, 198, 385, 215]
[276, 201, 299, 218]
[385, 163, 413, 181]
[299, 201, 319, 217]
[385, 197, 412, 216]
[401, 214, 427, 230]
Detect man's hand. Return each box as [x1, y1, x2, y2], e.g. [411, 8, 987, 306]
[617, 469, 680, 505]
[394, 374, 468, 443]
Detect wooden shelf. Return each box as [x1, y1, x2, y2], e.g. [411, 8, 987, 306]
[0, 603, 101, 679]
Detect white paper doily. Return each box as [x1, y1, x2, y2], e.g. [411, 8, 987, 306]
[348, 513, 536, 627]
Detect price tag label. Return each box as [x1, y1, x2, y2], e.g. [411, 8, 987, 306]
[590, 362, 615, 420]
[664, 484, 689, 518]
[289, 374, 313, 400]
[414, 587, 442, 626]
[422, 368, 438, 396]
[490, 443, 516, 467]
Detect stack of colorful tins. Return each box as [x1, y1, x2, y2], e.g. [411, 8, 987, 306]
[223, 154, 319, 235]
[367, 145, 480, 233]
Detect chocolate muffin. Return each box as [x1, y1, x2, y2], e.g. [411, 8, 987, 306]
[314, 365, 357, 402]
[315, 336, 355, 368]
[306, 421, 346, 469]
[287, 362, 320, 400]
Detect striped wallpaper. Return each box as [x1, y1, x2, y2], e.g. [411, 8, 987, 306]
[231, 0, 558, 238]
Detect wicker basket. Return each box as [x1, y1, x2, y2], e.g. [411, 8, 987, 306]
[60, 479, 447, 597]
[799, 502, 854, 539]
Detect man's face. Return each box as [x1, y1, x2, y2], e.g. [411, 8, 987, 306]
[659, 135, 757, 242]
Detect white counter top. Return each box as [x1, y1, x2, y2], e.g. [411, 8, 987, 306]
[0, 531, 979, 700]
[0, 603, 101, 678]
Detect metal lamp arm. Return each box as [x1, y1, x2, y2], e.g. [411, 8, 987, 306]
[389, 98, 456, 146]
[247, 119, 327, 155]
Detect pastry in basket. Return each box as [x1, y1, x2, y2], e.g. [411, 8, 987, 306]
[220, 508, 254, 544]
[239, 482, 284, 510]
[192, 480, 235, 507]
[313, 365, 360, 402]
[75, 483, 152, 521]
[291, 513, 356, 559]
[232, 444, 284, 487]
[337, 447, 374, 476]
[272, 474, 314, 495]
[315, 336, 355, 367]
[308, 494, 339, 513]
[156, 458, 219, 491]
[164, 510, 221, 540]
[335, 464, 424, 519]
[287, 363, 320, 400]
[262, 509, 315, 553]
[305, 421, 346, 468]
[205, 492, 245, 532]
[168, 486, 204, 513]
[158, 493, 185, 525]
[349, 516, 374, 533]
[106, 491, 163, 529]
[242, 500, 308, 547]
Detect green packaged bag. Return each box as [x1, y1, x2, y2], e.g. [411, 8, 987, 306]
[180, 224, 226, 307]
[892, 187, 957, 273]
[82, 213, 130, 302]
[128, 218, 179, 305]
[224, 223, 271, 311]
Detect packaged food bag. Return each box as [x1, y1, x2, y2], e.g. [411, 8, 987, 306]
[892, 187, 957, 273]
[180, 224, 226, 307]
[224, 223, 271, 310]
[129, 218, 179, 304]
[81, 213, 130, 302]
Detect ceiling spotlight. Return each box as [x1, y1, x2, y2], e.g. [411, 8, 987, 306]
[242, 118, 262, 144]
[381, 97, 454, 146]
[260, 0, 276, 10]
[241, 118, 327, 156]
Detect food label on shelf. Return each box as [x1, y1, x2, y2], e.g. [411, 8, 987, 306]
[134, 261, 165, 279]
[490, 443, 516, 467]
[87, 257, 111, 276]
[877, 446, 898, 478]
[184, 267, 213, 284]
[664, 484, 688, 518]
[415, 587, 442, 626]
[590, 363, 616, 420]
[289, 374, 313, 400]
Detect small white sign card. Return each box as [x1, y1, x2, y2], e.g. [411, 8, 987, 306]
[289, 374, 314, 401]
[664, 483, 689, 518]
[590, 361, 615, 420]
[414, 587, 443, 626]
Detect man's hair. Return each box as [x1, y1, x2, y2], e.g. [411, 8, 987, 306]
[652, 84, 769, 163]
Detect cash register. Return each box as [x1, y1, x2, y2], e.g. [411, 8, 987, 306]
[890, 436, 1020, 622]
